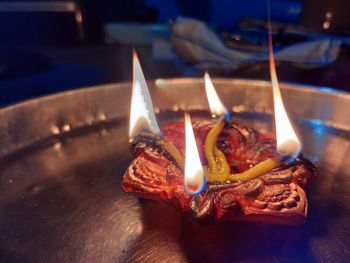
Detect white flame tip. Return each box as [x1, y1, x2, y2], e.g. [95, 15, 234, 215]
[184, 112, 206, 195]
[204, 72, 227, 118]
[129, 51, 160, 139]
[268, 20, 302, 160]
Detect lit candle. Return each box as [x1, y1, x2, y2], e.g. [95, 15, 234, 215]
[204, 72, 229, 119]
[129, 50, 184, 169]
[267, 11, 301, 161]
[203, 64, 301, 182]
[203, 72, 231, 181]
[226, 2, 303, 181]
[129, 50, 161, 139]
[184, 112, 206, 195]
[229, 6, 302, 181]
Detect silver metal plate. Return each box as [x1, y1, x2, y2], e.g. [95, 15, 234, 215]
[0, 79, 349, 262]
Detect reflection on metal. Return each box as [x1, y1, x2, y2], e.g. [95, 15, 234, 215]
[0, 2, 76, 12]
[2, 78, 350, 159]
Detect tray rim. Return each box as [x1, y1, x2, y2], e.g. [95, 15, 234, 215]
[1, 78, 349, 113]
[1, 78, 349, 160]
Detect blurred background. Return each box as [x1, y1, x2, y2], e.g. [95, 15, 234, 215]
[1, 0, 350, 107]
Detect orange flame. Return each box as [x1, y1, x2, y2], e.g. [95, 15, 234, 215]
[268, 13, 301, 159]
[184, 112, 206, 195]
[204, 72, 228, 118]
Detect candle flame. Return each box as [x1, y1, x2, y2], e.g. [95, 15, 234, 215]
[268, 14, 301, 159]
[184, 112, 206, 195]
[204, 72, 229, 119]
[129, 50, 160, 139]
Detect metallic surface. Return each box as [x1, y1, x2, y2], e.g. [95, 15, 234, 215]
[0, 2, 77, 12]
[0, 78, 350, 262]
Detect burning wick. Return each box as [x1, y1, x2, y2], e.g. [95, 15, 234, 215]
[267, 0, 301, 160]
[203, 73, 280, 182]
[129, 50, 184, 169]
[204, 72, 231, 181]
[184, 112, 206, 195]
[217, 2, 305, 182]
[129, 50, 161, 139]
[202, 58, 299, 182]
[204, 72, 230, 120]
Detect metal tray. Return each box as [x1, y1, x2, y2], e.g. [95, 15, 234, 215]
[0, 79, 349, 262]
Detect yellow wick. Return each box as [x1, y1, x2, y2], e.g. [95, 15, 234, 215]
[228, 158, 280, 181]
[210, 147, 230, 180]
[205, 117, 225, 173]
[162, 117, 280, 182]
[204, 117, 281, 182]
[162, 140, 185, 171]
[205, 117, 231, 181]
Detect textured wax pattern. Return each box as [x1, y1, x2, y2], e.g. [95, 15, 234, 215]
[122, 120, 317, 225]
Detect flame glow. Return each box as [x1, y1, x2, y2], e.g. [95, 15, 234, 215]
[184, 112, 206, 195]
[268, 16, 301, 159]
[129, 51, 160, 139]
[204, 72, 229, 118]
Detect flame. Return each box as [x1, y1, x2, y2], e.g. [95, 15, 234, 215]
[268, 16, 301, 159]
[204, 72, 229, 118]
[129, 51, 160, 139]
[184, 112, 206, 195]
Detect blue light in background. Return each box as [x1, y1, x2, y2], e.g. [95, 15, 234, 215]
[145, 0, 302, 27]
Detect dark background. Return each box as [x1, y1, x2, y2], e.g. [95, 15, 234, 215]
[1, 0, 350, 107]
